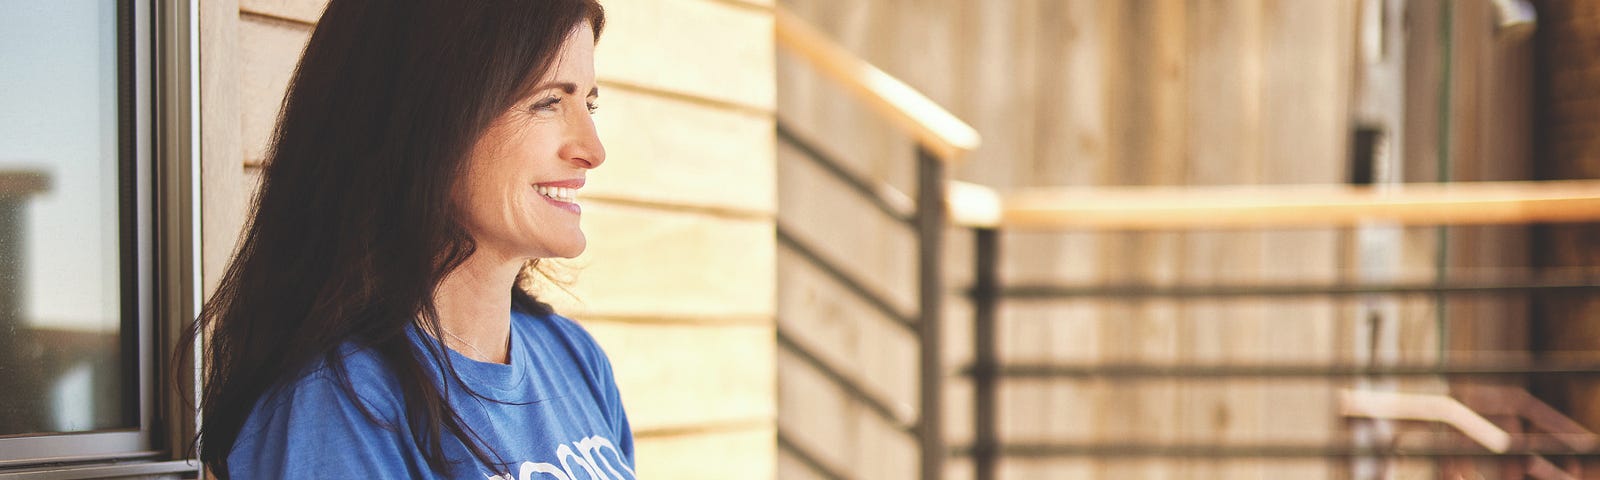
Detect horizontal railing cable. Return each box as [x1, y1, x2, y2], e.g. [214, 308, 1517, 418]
[981, 277, 1600, 300]
[957, 360, 1600, 379]
[777, 327, 917, 434]
[778, 431, 856, 480]
[950, 441, 1600, 459]
[777, 224, 919, 332]
[777, 120, 917, 225]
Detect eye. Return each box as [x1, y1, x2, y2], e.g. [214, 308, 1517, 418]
[586, 101, 599, 115]
[530, 96, 560, 112]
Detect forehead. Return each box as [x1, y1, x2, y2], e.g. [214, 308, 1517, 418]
[563, 22, 595, 52]
[549, 23, 596, 76]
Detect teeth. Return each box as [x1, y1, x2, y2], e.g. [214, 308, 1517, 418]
[536, 185, 577, 203]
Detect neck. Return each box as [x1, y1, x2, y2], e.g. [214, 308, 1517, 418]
[432, 250, 523, 364]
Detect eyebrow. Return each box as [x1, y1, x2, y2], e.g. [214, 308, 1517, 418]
[533, 81, 600, 98]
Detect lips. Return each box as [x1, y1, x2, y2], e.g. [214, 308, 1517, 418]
[533, 178, 583, 214]
[534, 178, 585, 189]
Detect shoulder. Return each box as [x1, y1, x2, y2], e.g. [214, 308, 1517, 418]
[228, 342, 422, 477]
[253, 342, 407, 430]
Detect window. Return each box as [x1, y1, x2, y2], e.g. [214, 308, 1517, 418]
[0, 1, 196, 476]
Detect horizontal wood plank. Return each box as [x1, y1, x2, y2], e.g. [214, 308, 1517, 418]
[635, 425, 775, 479]
[597, 0, 774, 111]
[528, 201, 775, 318]
[582, 321, 775, 431]
[591, 88, 775, 214]
[238, 14, 311, 166]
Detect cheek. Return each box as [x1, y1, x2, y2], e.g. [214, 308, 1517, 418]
[460, 141, 524, 220]
[460, 120, 564, 214]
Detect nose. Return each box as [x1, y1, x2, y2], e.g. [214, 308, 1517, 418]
[562, 112, 606, 169]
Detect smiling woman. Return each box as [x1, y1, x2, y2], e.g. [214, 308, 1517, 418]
[179, 1, 635, 479]
[458, 35, 606, 264]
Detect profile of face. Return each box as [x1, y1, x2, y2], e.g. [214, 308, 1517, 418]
[457, 23, 604, 263]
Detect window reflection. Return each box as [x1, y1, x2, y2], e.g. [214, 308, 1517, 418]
[0, 2, 131, 436]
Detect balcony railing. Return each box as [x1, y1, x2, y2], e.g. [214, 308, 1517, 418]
[775, 5, 1600, 480]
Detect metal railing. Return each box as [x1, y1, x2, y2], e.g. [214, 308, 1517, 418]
[775, 5, 978, 479]
[774, 4, 1600, 479]
[963, 223, 1600, 479]
[777, 128, 1600, 477]
[775, 120, 952, 480]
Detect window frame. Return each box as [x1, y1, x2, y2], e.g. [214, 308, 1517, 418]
[0, 0, 200, 475]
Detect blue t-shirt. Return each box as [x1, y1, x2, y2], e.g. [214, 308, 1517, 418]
[227, 309, 635, 479]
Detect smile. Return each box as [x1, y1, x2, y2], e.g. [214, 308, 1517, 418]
[533, 181, 583, 215]
[535, 185, 576, 203]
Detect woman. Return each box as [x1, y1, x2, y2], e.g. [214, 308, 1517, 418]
[181, 1, 630, 478]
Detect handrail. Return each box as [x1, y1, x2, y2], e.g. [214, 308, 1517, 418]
[779, 117, 1002, 228]
[1340, 389, 1513, 453]
[1458, 384, 1600, 451]
[951, 179, 1600, 230]
[946, 181, 1002, 228]
[774, 7, 981, 162]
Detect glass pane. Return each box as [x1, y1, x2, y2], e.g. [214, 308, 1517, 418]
[0, 2, 132, 435]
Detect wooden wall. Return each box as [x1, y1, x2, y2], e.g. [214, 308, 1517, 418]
[775, 0, 1528, 478]
[198, 0, 778, 478]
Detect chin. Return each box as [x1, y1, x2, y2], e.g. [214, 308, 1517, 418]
[541, 235, 587, 259]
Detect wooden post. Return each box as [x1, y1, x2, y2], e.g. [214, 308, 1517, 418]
[1532, 0, 1600, 441]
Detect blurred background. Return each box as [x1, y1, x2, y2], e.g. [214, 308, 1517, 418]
[773, 0, 1600, 478]
[4, 0, 1600, 479]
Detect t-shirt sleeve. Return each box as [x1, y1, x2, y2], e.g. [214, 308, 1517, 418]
[595, 348, 635, 462]
[226, 373, 423, 479]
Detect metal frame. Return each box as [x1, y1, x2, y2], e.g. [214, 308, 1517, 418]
[914, 147, 947, 480]
[0, 0, 200, 476]
[971, 228, 999, 480]
[151, 0, 202, 467]
[963, 229, 1600, 478]
[0, 0, 150, 465]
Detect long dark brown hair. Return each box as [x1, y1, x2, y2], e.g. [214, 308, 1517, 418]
[179, 1, 604, 477]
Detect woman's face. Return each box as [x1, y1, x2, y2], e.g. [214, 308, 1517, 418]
[458, 24, 604, 262]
